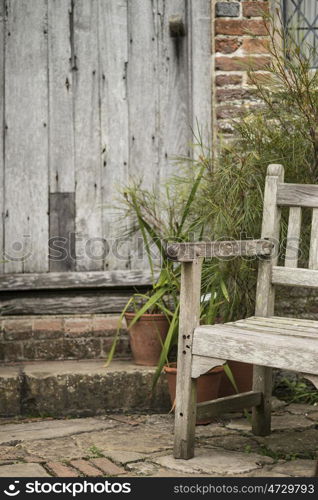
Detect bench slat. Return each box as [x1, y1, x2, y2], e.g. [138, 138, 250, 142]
[277, 183, 318, 207]
[272, 266, 318, 288]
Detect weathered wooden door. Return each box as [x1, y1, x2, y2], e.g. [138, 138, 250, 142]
[0, 0, 211, 313]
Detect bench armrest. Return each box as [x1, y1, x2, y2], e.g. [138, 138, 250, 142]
[166, 239, 274, 262]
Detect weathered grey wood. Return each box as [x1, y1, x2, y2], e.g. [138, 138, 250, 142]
[0, 290, 138, 315]
[74, 0, 103, 271]
[98, 0, 129, 271]
[254, 164, 284, 436]
[188, 0, 212, 150]
[158, 0, 190, 182]
[167, 239, 273, 262]
[0, 0, 4, 273]
[285, 207, 301, 268]
[48, 0, 75, 193]
[277, 183, 318, 207]
[301, 373, 318, 390]
[309, 208, 318, 270]
[191, 355, 226, 378]
[174, 258, 202, 460]
[233, 317, 318, 338]
[0, 270, 154, 291]
[49, 193, 76, 272]
[196, 391, 262, 421]
[192, 324, 318, 375]
[4, 0, 49, 273]
[272, 266, 318, 288]
[268, 315, 318, 326]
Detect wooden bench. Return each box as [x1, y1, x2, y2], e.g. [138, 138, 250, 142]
[166, 164, 318, 460]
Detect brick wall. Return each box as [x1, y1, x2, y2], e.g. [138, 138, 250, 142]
[214, 1, 271, 135]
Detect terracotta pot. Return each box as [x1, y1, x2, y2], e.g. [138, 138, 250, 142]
[125, 312, 169, 366]
[164, 363, 224, 425]
[218, 360, 253, 398]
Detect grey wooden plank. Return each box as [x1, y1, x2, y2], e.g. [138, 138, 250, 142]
[192, 324, 318, 375]
[191, 354, 226, 378]
[98, 0, 129, 271]
[48, 0, 75, 193]
[0, 290, 139, 315]
[188, 0, 212, 150]
[285, 206, 301, 268]
[196, 391, 262, 421]
[268, 315, 318, 327]
[0, 269, 155, 291]
[272, 266, 318, 288]
[231, 318, 318, 338]
[4, 0, 49, 273]
[0, 0, 4, 273]
[73, 0, 103, 271]
[166, 239, 273, 262]
[309, 208, 318, 269]
[49, 193, 75, 272]
[127, 0, 159, 270]
[277, 183, 318, 207]
[174, 258, 202, 460]
[157, 0, 190, 182]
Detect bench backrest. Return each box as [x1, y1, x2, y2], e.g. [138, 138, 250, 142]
[255, 164, 318, 316]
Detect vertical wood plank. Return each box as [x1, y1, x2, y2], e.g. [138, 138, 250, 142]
[73, 0, 103, 271]
[174, 258, 202, 459]
[309, 208, 318, 270]
[157, 0, 190, 182]
[4, 0, 49, 273]
[127, 0, 159, 269]
[188, 0, 212, 150]
[0, 0, 4, 273]
[253, 164, 284, 437]
[285, 206, 301, 268]
[98, 0, 129, 270]
[48, 0, 75, 193]
[49, 193, 75, 272]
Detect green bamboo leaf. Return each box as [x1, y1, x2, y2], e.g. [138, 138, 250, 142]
[223, 363, 239, 393]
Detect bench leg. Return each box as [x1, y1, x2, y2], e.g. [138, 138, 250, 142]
[252, 365, 272, 436]
[174, 372, 197, 459]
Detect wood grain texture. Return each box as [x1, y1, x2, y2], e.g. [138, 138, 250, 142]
[233, 317, 318, 338]
[197, 391, 262, 421]
[0, 269, 154, 291]
[277, 183, 318, 207]
[157, 0, 190, 182]
[0, 289, 140, 315]
[192, 323, 318, 375]
[167, 239, 273, 262]
[4, 0, 49, 273]
[188, 0, 212, 150]
[191, 354, 225, 378]
[174, 259, 202, 460]
[309, 208, 318, 270]
[48, 0, 75, 193]
[49, 193, 75, 272]
[98, 0, 129, 271]
[0, 0, 4, 273]
[272, 266, 318, 288]
[73, 0, 103, 271]
[285, 207, 301, 268]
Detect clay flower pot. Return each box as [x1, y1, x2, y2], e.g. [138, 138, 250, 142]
[164, 362, 224, 425]
[125, 312, 169, 366]
[218, 360, 253, 398]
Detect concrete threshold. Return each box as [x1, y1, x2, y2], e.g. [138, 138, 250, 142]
[0, 359, 170, 418]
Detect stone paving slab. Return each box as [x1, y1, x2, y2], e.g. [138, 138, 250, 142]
[0, 401, 316, 478]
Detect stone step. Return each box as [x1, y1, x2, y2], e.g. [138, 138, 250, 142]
[0, 314, 130, 362]
[0, 359, 170, 417]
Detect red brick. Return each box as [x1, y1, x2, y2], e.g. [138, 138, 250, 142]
[47, 462, 80, 477]
[242, 2, 269, 18]
[33, 318, 63, 339]
[90, 458, 125, 476]
[216, 106, 243, 119]
[64, 318, 93, 337]
[216, 88, 254, 103]
[3, 342, 23, 361]
[247, 71, 273, 85]
[215, 38, 240, 54]
[215, 19, 267, 36]
[93, 315, 124, 336]
[216, 74, 243, 86]
[242, 38, 269, 53]
[3, 319, 33, 340]
[70, 459, 103, 477]
[215, 56, 270, 71]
